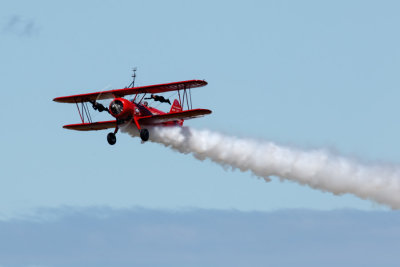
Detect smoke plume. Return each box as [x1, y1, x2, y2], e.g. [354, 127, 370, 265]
[123, 126, 400, 209]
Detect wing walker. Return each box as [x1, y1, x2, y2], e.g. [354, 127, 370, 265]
[53, 69, 212, 145]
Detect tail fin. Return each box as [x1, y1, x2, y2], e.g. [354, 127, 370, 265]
[170, 99, 183, 126]
[170, 99, 182, 113]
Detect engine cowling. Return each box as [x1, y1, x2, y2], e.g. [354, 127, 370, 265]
[109, 98, 136, 120]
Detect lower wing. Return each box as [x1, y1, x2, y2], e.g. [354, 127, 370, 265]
[61, 109, 212, 131]
[63, 120, 117, 131]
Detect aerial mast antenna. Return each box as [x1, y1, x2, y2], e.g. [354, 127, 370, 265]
[127, 67, 137, 88]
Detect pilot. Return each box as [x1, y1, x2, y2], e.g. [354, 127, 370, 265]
[145, 94, 171, 105]
[143, 101, 148, 107]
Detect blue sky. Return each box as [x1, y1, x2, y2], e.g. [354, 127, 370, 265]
[0, 208, 399, 267]
[2, 0, 400, 265]
[2, 0, 400, 215]
[0, 208, 400, 267]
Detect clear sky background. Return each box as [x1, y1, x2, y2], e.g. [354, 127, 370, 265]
[2, 0, 400, 215]
[0, 208, 399, 267]
[1, 1, 400, 265]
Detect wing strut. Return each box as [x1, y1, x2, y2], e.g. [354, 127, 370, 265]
[75, 100, 84, 123]
[177, 85, 193, 111]
[74, 99, 93, 123]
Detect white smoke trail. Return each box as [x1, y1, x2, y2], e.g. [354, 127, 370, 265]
[122, 126, 400, 209]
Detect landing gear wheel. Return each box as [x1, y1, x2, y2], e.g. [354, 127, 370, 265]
[107, 132, 116, 145]
[140, 128, 149, 142]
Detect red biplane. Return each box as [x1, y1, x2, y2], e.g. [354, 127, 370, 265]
[53, 71, 212, 145]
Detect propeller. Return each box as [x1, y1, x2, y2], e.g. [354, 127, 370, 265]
[89, 84, 113, 121]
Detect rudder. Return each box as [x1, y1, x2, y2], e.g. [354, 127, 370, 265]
[170, 99, 183, 126]
[170, 99, 182, 113]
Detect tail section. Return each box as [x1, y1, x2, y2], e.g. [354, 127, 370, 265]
[170, 99, 183, 126]
[170, 99, 182, 113]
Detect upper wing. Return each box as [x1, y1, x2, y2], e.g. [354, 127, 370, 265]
[138, 109, 212, 125]
[53, 80, 207, 104]
[63, 120, 117, 131]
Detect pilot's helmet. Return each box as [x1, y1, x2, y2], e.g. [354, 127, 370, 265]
[143, 101, 148, 106]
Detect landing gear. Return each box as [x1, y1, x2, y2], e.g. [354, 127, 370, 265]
[107, 132, 116, 145]
[140, 128, 149, 142]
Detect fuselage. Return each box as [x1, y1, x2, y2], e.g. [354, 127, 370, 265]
[109, 97, 181, 126]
